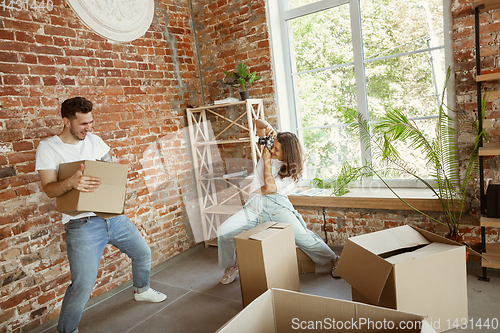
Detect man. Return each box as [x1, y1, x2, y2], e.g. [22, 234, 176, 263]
[36, 97, 166, 333]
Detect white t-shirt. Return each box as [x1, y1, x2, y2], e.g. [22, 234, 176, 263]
[36, 133, 110, 223]
[249, 158, 295, 195]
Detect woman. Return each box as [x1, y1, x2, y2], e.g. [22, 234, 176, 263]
[217, 121, 340, 284]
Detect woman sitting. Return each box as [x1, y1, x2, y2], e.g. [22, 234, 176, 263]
[217, 120, 340, 284]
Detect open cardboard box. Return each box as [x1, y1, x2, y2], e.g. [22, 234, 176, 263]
[337, 225, 480, 332]
[216, 288, 437, 333]
[235, 222, 300, 307]
[56, 160, 128, 215]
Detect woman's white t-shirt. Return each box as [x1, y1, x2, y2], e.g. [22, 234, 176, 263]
[35, 133, 110, 223]
[249, 158, 295, 195]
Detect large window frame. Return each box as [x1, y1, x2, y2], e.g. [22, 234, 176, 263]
[266, 0, 455, 188]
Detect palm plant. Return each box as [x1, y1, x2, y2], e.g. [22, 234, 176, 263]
[312, 68, 486, 242]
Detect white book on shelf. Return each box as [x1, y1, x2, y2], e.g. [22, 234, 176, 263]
[223, 170, 247, 178]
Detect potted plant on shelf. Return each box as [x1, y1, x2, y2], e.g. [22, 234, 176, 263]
[224, 63, 262, 100]
[311, 68, 486, 243]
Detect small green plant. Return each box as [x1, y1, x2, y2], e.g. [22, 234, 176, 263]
[224, 63, 261, 91]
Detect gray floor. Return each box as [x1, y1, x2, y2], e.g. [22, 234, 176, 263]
[33, 245, 500, 333]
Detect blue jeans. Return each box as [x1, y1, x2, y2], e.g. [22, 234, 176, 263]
[217, 194, 336, 269]
[57, 215, 151, 333]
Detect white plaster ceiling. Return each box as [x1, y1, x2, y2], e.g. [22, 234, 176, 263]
[66, 0, 155, 43]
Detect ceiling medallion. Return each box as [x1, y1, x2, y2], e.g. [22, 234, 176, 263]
[66, 0, 155, 43]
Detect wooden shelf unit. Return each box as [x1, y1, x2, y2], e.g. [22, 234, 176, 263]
[186, 99, 265, 245]
[478, 142, 500, 156]
[482, 243, 500, 269]
[473, 0, 500, 12]
[480, 216, 500, 228]
[473, 1, 500, 280]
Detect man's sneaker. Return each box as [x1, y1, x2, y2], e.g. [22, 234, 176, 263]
[134, 288, 167, 302]
[220, 264, 239, 285]
[331, 256, 341, 279]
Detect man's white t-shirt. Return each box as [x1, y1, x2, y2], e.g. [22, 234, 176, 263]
[35, 133, 110, 223]
[249, 158, 295, 195]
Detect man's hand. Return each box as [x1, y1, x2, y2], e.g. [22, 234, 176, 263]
[39, 163, 101, 198]
[70, 163, 100, 192]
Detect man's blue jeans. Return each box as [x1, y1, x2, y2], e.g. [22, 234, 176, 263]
[57, 215, 151, 333]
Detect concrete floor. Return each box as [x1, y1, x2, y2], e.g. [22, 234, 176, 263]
[31, 244, 500, 333]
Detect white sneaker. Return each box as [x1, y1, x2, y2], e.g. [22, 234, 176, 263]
[134, 288, 167, 302]
[331, 256, 341, 279]
[220, 264, 239, 285]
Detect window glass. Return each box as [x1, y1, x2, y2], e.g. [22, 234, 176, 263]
[361, 0, 444, 60]
[365, 51, 445, 122]
[280, 0, 447, 183]
[288, 4, 353, 71]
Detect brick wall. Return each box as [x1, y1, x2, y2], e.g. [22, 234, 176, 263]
[453, 0, 500, 244]
[1, 0, 500, 332]
[0, 0, 200, 331]
[191, 0, 278, 125]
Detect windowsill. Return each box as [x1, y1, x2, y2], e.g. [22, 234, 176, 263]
[288, 187, 446, 211]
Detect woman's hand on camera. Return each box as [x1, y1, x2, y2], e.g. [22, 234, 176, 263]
[262, 146, 271, 161]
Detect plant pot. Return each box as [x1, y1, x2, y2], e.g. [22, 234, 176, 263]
[239, 91, 250, 100]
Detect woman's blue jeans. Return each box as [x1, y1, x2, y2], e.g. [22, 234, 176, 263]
[217, 194, 336, 269]
[57, 215, 151, 333]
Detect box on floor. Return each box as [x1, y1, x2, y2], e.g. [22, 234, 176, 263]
[216, 288, 437, 333]
[57, 160, 128, 215]
[235, 222, 300, 307]
[296, 247, 315, 274]
[337, 225, 480, 332]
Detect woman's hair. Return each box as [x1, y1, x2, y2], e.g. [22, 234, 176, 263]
[276, 132, 304, 182]
[61, 97, 93, 120]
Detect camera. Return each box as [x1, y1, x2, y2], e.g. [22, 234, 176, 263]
[258, 134, 275, 151]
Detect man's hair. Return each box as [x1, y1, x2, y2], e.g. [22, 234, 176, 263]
[276, 132, 304, 182]
[61, 97, 93, 120]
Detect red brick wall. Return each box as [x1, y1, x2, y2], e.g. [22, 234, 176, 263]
[191, 0, 278, 125]
[453, 0, 500, 245]
[0, 0, 200, 331]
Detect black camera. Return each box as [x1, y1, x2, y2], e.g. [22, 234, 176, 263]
[258, 135, 275, 151]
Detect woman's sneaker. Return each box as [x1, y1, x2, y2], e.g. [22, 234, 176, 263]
[220, 264, 239, 285]
[134, 288, 167, 302]
[331, 256, 341, 279]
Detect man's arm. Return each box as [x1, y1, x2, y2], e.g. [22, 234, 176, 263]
[39, 164, 101, 198]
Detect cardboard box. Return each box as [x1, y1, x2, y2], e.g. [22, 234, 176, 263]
[57, 160, 128, 214]
[216, 288, 437, 333]
[336, 225, 474, 332]
[296, 247, 315, 274]
[235, 222, 300, 307]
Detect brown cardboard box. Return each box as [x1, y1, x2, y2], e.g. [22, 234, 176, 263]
[235, 222, 300, 307]
[296, 247, 315, 274]
[336, 225, 476, 332]
[56, 160, 128, 215]
[216, 288, 437, 333]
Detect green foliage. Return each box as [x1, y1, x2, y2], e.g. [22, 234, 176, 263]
[312, 68, 486, 239]
[224, 63, 262, 91]
[290, 0, 444, 179]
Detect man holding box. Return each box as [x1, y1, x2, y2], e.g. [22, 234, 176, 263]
[35, 97, 166, 333]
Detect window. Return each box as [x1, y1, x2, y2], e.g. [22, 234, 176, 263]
[268, 0, 453, 187]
